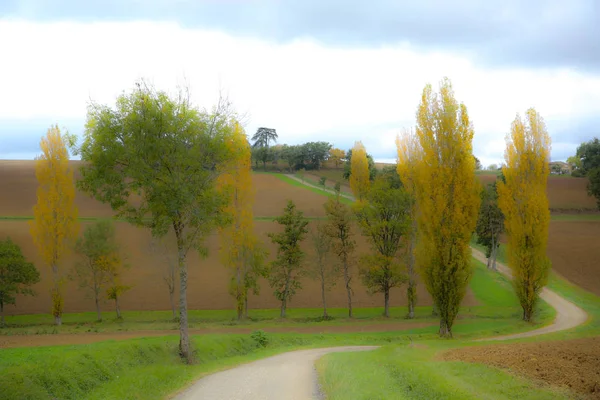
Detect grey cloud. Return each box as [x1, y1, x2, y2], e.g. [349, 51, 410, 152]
[2, 0, 599, 71]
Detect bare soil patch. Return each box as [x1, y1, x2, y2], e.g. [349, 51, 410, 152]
[444, 337, 600, 398]
[548, 221, 600, 296]
[0, 321, 434, 348]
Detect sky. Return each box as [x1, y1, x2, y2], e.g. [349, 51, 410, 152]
[1, 1, 599, 166]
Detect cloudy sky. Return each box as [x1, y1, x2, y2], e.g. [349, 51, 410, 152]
[1, 0, 599, 165]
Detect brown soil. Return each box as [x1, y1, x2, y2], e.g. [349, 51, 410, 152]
[0, 321, 434, 348]
[443, 337, 600, 399]
[0, 160, 479, 315]
[478, 174, 597, 211]
[547, 221, 600, 296]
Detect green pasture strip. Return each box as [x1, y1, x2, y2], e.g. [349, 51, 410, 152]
[316, 343, 573, 400]
[272, 174, 354, 205]
[550, 213, 600, 221]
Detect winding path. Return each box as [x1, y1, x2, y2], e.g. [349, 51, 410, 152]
[172, 346, 379, 400]
[172, 175, 589, 399]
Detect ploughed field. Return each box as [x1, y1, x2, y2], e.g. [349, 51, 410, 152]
[444, 337, 600, 399]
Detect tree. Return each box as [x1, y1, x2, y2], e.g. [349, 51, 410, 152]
[76, 81, 234, 363]
[343, 148, 377, 181]
[268, 200, 309, 318]
[396, 128, 420, 319]
[148, 235, 178, 319]
[323, 189, 356, 317]
[475, 181, 504, 270]
[329, 148, 346, 168]
[29, 125, 79, 326]
[497, 108, 552, 322]
[0, 238, 40, 326]
[349, 141, 371, 201]
[569, 138, 600, 207]
[353, 176, 411, 317]
[474, 156, 482, 170]
[219, 122, 269, 320]
[72, 220, 120, 322]
[309, 222, 336, 318]
[588, 167, 600, 210]
[251, 127, 278, 170]
[487, 163, 498, 171]
[412, 78, 481, 337]
[303, 141, 332, 170]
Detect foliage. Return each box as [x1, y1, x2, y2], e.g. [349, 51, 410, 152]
[268, 200, 309, 318]
[250, 330, 270, 347]
[378, 165, 403, 189]
[343, 148, 377, 181]
[353, 176, 411, 317]
[474, 156, 482, 170]
[309, 222, 337, 318]
[329, 147, 346, 168]
[349, 141, 371, 201]
[497, 108, 552, 322]
[29, 124, 79, 326]
[323, 191, 357, 317]
[250, 127, 278, 170]
[475, 181, 504, 270]
[319, 176, 327, 186]
[412, 77, 481, 337]
[75, 81, 235, 362]
[588, 167, 600, 210]
[72, 220, 122, 321]
[0, 238, 40, 325]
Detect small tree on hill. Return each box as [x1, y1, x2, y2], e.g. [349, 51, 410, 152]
[329, 148, 346, 168]
[72, 220, 121, 322]
[323, 188, 356, 317]
[149, 235, 178, 319]
[268, 200, 309, 318]
[475, 181, 504, 270]
[29, 125, 79, 326]
[309, 222, 337, 318]
[350, 141, 371, 201]
[497, 108, 551, 322]
[0, 238, 40, 326]
[353, 176, 411, 317]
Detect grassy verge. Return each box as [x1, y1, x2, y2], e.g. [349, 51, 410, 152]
[316, 343, 573, 399]
[272, 174, 354, 205]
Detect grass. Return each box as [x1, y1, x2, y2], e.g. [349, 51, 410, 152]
[549, 213, 600, 221]
[273, 174, 354, 204]
[316, 343, 573, 399]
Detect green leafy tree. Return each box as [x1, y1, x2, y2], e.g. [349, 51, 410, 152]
[588, 167, 600, 210]
[0, 238, 40, 326]
[475, 181, 505, 270]
[268, 200, 309, 318]
[303, 141, 333, 170]
[569, 138, 600, 208]
[72, 220, 121, 322]
[323, 190, 357, 317]
[75, 81, 234, 363]
[353, 176, 411, 317]
[251, 127, 278, 170]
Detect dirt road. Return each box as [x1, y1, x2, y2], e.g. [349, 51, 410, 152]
[171, 346, 379, 400]
[471, 248, 588, 341]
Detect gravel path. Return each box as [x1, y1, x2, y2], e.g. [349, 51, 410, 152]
[471, 247, 588, 341]
[172, 346, 379, 400]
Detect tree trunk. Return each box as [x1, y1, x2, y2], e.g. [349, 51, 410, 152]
[0, 302, 4, 326]
[236, 267, 243, 321]
[169, 287, 176, 319]
[280, 297, 287, 318]
[244, 295, 249, 319]
[51, 264, 62, 326]
[95, 294, 102, 322]
[54, 315, 62, 326]
[321, 276, 328, 318]
[115, 296, 121, 319]
[343, 259, 353, 318]
[522, 304, 534, 322]
[439, 319, 451, 337]
[176, 230, 191, 363]
[263, 160, 267, 171]
[407, 226, 417, 319]
[491, 239, 498, 271]
[384, 288, 390, 318]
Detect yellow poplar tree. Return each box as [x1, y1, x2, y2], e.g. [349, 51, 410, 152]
[412, 78, 480, 337]
[396, 127, 420, 319]
[29, 125, 79, 326]
[497, 108, 551, 322]
[349, 141, 370, 200]
[218, 122, 267, 320]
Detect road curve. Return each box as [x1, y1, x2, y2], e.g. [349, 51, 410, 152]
[471, 247, 588, 341]
[172, 346, 379, 400]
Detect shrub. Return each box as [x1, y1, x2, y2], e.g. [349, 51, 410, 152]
[250, 330, 270, 348]
[319, 176, 327, 186]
